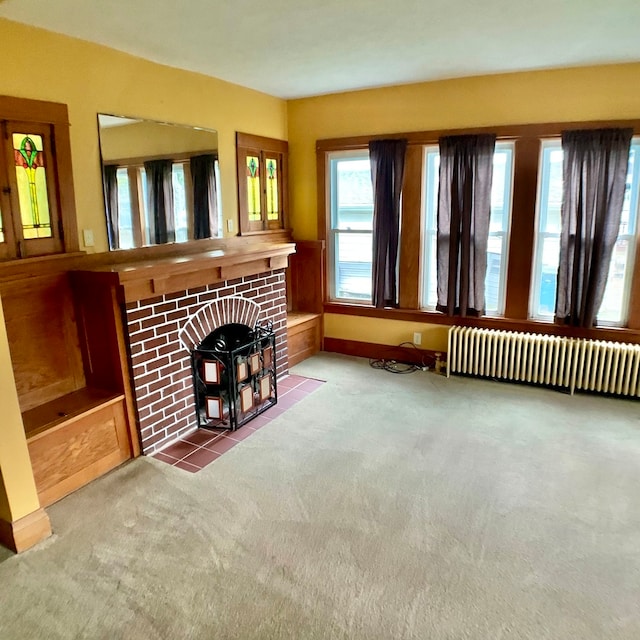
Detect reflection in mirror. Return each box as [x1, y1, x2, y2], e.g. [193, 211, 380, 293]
[97, 114, 222, 250]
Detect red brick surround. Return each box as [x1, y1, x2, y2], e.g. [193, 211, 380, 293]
[125, 270, 288, 454]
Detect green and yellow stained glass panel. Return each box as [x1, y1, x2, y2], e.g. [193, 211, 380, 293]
[13, 133, 52, 239]
[246, 155, 261, 221]
[265, 157, 279, 221]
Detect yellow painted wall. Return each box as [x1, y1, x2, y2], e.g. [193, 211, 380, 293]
[0, 298, 41, 522]
[287, 63, 640, 348]
[325, 314, 449, 353]
[0, 18, 287, 250]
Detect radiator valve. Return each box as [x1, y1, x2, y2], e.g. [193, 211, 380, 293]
[434, 352, 444, 374]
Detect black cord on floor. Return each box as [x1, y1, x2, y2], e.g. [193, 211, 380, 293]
[369, 342, 436, 374]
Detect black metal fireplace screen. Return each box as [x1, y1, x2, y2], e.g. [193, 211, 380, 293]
[190, 321, 277, 431]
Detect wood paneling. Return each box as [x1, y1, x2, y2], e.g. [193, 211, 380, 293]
[1, 273, 86, 412]
[287, 313, 322, 367]
[27, 397, 130, 507]
[289, 240, 325, 314]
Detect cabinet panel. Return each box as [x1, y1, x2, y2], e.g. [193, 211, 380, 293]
[27, 398, 130, 507]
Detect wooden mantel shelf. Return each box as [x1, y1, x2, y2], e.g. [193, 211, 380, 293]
[75, 242, 296, 303]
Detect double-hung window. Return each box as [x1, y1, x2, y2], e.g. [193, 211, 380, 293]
[421, 142, 514, 314]
[530, 138, 640, 325]
[328, 150, 374, 302]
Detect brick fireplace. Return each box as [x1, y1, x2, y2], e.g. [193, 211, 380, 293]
[125, 269, 288, 454]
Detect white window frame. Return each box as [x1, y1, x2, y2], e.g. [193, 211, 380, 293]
[530, 138, 640, 326]
[420, 141, 515, 316]
[327, 149, 374, 304]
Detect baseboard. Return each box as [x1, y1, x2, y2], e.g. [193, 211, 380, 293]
[0, 508, 52, 553]
[323, 337, 443, 367]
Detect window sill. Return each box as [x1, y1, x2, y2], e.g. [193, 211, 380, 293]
[323, 302, 640, 344]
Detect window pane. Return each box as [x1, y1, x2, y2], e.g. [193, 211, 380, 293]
[246, 155, 261, 221]
[329, 152, 373, 302]
[536, 236, 560, 317]
[335, 232, 372, 300]
[539, 147, 563, 234]
[485, 233, 504, 313]
[489, 148, 512, 232]
[530, 141, 562, 320]
[0, 208, 4, 243]
[599, 236, 631, 324]
[599, 142, 640, 324]
[116, 168, 135, 249]
[13, 133, 52, 239]
[140, 168, 151, 245]
[172, 164, 188, 242]
[333, 159, 373, 230]
[265, 157, 279, 221]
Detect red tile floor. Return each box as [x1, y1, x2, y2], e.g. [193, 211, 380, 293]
[152, 374, 324, 473]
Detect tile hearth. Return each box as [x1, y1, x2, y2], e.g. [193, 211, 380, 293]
[152, 374, 324, 473]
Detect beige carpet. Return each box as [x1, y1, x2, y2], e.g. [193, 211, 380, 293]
[1, 353, 639, 639]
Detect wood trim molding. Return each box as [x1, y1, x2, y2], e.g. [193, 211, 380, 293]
[236, 132, 288, 154]
[78, 242, 296, 303]
[504, 137, 540, 319]
[324, 337, 443, 366]
[316, 119, 640, 151]
[0, 508, 52, 553]
[399, 145, 423, 309]
[0, 95, 69, 125]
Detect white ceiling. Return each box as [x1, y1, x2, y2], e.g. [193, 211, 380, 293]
[1, 0, 640, 99]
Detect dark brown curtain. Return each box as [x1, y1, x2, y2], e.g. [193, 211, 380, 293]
[144, 159, 175, 244]
[103, 164, 119, 250]
[436, 134, 495, 316]
[555, 128, 632, 327]
[369, 139, 407, 308]
[190, 154, 219, 239]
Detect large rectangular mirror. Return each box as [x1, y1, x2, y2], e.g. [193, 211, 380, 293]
[97, 114, 222, 250]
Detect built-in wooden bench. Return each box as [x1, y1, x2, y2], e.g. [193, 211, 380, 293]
[287, 312, 322, 367]
[23, 388, 131, 507]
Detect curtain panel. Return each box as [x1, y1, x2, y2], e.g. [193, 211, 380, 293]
[369, 138, 407, 308]
[190, 154, 219, 240]
[436, 134, 496, 316]
[555, 128, 633, 327]
[103, 164, 119, 250]
[144, 159, 175, 244]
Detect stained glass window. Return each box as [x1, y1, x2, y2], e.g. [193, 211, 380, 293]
[265, 157, 279, 221]
[13, 133, 52, 239]
[246, 155, 261, 221]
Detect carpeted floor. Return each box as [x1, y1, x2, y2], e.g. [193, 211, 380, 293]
[1, 353, 639, 639]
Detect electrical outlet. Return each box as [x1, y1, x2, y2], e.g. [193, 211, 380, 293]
[82, 229, 94, 247]
[413, 331, 422, 346]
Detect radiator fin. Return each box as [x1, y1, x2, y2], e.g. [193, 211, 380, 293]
[447, 326, 640, 398]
